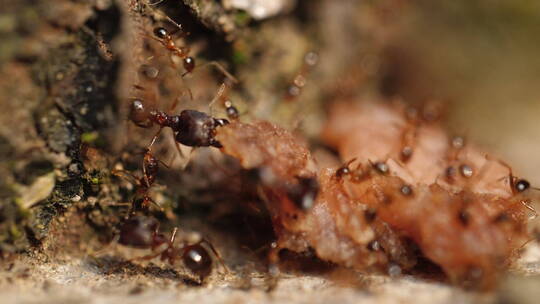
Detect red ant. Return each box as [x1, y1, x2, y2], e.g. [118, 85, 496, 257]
[334, 158, 358, 180]
[112, 149, 168, 215]
[334, 158, 391, 183]
[495, 160, 538, 217]
[128, 66, 241, 161]
[129, 95, 230, 150]
[151, 26, 195, 76]
[109, 147, 227, 281]
[149, 22, 238, 81]
[116, 215, 227, 281]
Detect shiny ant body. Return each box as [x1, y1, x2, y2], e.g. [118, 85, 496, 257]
[152, 26, 195, 76]
[130, 99, 229, 148]
[117, 215, 225, 281]
[110, 151, 225, 281]
[150, 21, 238, 80]
[112, 149, 166, 214]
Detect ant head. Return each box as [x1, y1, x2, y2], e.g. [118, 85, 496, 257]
[154, 27, 168, 39]
[183, 244, 213, 280]
[372, 161, 389, 175]
[400, 184, 413, 196]
[335, 158, 357, 179]
[400, 146, 413, 162]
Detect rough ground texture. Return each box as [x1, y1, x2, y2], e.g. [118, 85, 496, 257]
[1, 0, 540, 303]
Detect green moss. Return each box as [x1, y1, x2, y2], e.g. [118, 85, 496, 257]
[234, 11, 251, 27]
[81, 131, 99, 143]
[233, 50, 247, 65]
[90, 177, 100, 185]
[9, 224, 22, 240]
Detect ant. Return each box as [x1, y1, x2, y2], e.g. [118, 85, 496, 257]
[117, 215, 227, 281]
[497, 160, 538, 195]
[130, 96, 230, 149]
[149, 22, 238, 81]
[151, 26, 195, 76]
[112, 148, 168, 215]
[335, 158, 358, 180]
[334, 158, 390, 183]
[494, 160, 538, 218]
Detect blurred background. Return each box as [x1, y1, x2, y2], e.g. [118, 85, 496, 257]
[0, 0, 540, 302]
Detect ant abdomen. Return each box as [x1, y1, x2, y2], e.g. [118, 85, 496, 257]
[130, 99, 154, 128]
[182, 244, 213, 280]
[183, 57, 195, 73]
[153, 27, 169, 39]
[118, 216, 164, 249]
[224, 100, 239, 120]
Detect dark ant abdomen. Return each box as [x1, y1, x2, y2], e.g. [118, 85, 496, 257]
[183, 244, 213, 279]
[130, 99, 154, 128]
[118, 216, 162, 249]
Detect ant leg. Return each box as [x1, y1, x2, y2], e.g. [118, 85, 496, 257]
[172, 131, 185, 160]
[151, 8, 185, 34]
[88, 234, 120, 257]
[156, 158, 171, 169]
[521, 200, 538, 219]
[200, 237, 229, 274]
[143, 196, 164, 212]
[142, 153, 152, 189]
[173, 145, 195, 171]
[147, 127, 163, 151]
[494, 158, 516, 191]
[208, 83, 228, 115]
[169, 227, 179, 245]
[264, 241, 282, 291]
[187, 61, 238, 84]
[111, 169, 141, 186]
[169, 89, 193, 112]
[148, 0, 166, 5]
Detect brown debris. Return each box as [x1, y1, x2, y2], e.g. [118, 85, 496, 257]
[216, 101, 533, 289]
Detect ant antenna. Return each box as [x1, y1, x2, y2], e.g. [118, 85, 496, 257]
[190, 61, 239, 84]
[148, 0, 166, 6]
